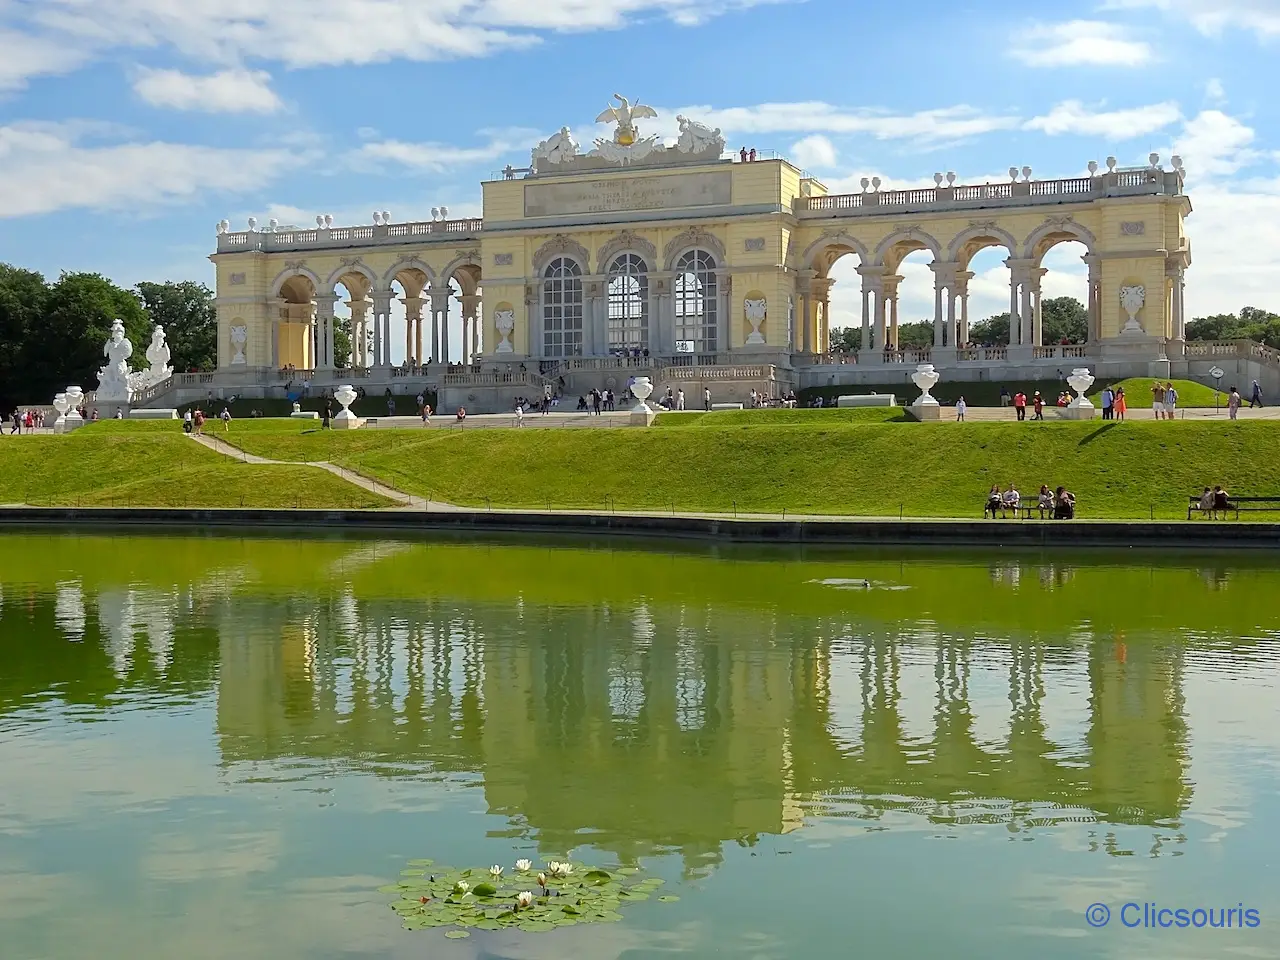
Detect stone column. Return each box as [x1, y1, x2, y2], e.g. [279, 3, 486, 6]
[269, 298, 284, 368]
[858, 267, 884, 354]
[799, 270, 816, 354]
[460, 294, 481, 362]
[883, 275, 902, 350]
[1031, 267, 1046, 347]
[371, 291, 393, 368]
[718, 273, 731, 353]
[347, 298, 368, 367]
[1006, 258, 1036, 349]
[1084, 255, 1101, 343]
[429, 285, 451, 365]
[860, 288, 871, 353]
[1168, 266, 1186, 342]
[403, 296, 425, 367]
[930, 262, 958, 349]
[957, 271, 973, 346]
[314, 293, 337, 370]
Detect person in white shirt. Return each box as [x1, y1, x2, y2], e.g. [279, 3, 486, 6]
[676, 388, 685, 411]
[515, 404, 524, 427]
[703, 387, 711, 411]
[955, 397, 967, 421]
[1001, 483, 1020, 510]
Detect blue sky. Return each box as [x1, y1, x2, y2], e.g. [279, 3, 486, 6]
[2, 0, 1279, 336]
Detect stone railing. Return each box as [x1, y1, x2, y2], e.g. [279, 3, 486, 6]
[797, 168, 1181, 218]
[1185, 339, 1280, 368]
[441, 371, 539, 388]
[1032, 344, 1089, 360]
[658, 364, 777, 382]
[216, 217, 484, 253]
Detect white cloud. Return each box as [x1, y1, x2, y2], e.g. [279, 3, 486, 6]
[1204, 78, 1227, 105]
[1105, 0, 1280, 38]
[1012, 20, 1153, 67]
[132, 67, 282, 114]
[0, 28, 88, 91]
[352, 129, 540, 173]
[1169, 110, 1260, 178]
[0, 121, 299, 218]
[790, 134, 837, 169]
[681, 102, 1020, 145]
[0, 0, 783, 89]
[1024, 100, 1182, 138]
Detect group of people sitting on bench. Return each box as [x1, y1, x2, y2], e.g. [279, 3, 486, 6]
[1195, 486, 1233, 519]
[985, 483, 1076, 520]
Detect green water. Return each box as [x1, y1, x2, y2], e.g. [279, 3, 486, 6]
[1, 533, 1278, 959]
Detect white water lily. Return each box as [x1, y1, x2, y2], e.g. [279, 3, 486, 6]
[453, 880, 469, 895]
[537, 872, 547, 888]
[547, 861, 573, 879]
[516, 891, 534, 909]
[490, 865, 504, 878]
[515, 859, 532, 872]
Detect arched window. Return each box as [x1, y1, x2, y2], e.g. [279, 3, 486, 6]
[674, 250, 718, 353]
[542, 257, 583, 357]
[607, 254, 648, 353]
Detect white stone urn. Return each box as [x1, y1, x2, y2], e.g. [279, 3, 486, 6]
[332, 385, 360, 429]
[631, 376, 654, 412]
[52, 393, 70, 433]
[64, 386, 85, 423]
[911, 364, 940, 406]
[494, 309, 515, 354]
[1067, 368, 1095, 407]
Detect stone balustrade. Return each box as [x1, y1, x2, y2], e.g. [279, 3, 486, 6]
[797, 168, 1181, 219]
[216, 217, 484, 253]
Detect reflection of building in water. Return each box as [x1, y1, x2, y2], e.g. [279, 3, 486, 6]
[96, 588, 180, 677]
[213, 593, 1191, 869]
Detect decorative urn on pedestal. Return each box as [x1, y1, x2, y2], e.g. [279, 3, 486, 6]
[1064, 367, 1097, 419]
[332, 385, 360, 429]
[52, 393, 70, 434]
[908, 364, 942, 420]
[629, 376, 657, 426]
[64, 387, 85, 427]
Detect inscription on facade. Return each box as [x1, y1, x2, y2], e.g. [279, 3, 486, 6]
[493, 253, 514, 266]
[229, 272, 246, 285]
[745, 237, 766, 252]
[1120, 221, 1146, 236]
[524, 171, 731, 218]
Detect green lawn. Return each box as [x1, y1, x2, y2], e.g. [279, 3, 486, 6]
[0, 426, 392, 508]
[654, 408, 906, 426]
[207, 417, 1280, 520]
[800, 377, 1221, 408]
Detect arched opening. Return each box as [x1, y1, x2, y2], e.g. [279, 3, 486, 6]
[607, 253, 649, 354]
[331, 272, 371, 370]
[952, 236, 1018, 348]
[389, 267, 430, 369]
[542, 257, 584, 358]
[674, 249, 718, 353]
[275, 274, 316, 371]
[1032, 240, 1091, 346]
[880, 242, 937, 354]
[447, 264, 483, 365]
[812, 243, 865, 355]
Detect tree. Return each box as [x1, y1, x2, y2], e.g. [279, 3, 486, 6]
[135, 281, 217, 372]
[830, 326, 861, 352]
[0, 265, 50, 409]
[969, 313, 1010, 346]
[22, 272, 148, 404]
[1041, 296, 1087, 344]
[334, 318, 352, 370]
[896, 320, 933, 349]
[1187, 307, 1280, 349]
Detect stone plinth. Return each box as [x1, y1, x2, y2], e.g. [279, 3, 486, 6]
[129, 408, 178, 419]
[908, 404, 942, 421]
[629, 408, 658, 426]
[331, 414, 362, 430]
[837, 394, 896, 407]
[290, 410, 320, 420]
[711, 402, 745, 410]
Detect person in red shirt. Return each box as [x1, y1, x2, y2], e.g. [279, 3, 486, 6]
[1032, 391, 1045, 420]
[1013, 391, 1027, 421]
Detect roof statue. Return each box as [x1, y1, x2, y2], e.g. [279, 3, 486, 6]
[595, 94, 658, 147]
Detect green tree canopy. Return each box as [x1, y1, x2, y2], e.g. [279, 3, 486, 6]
[135, 281, 217, 373]
[0, 265, 50, 409]
[1041, 296, 1087, 344]
[1186, 307, 1280, 349]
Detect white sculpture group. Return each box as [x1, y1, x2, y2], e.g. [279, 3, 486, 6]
[744, 297, 767, 345]
[91, 319, 173, 408]
[1119, 285, 1145, 333]
[493, 309, 516, 354]
[531, 95, 724, 168]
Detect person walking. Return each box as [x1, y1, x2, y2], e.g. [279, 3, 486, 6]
[1115, 387, 1127, 420]
[1032, 391, 1044, 420]
[515, 403, 524, 427]
[677, 388, 686, 411]
[703, 386, 712, 411]
[322, 400, 332, 429]
[1164, 382, 1178, 420]
[955, 396, 967, 422]
[1100, 385, 1114, 420]
[221, 406, 232, 432]
[999, 386, 1010, 408]
[1250, 380, 1263, 408]
[1228, 385, 1242, 420]
[1013, 391, 1027, 421]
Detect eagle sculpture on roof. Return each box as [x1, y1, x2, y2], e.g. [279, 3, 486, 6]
[595, 94, 658, 147]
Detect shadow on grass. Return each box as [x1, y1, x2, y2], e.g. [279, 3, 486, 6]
[1077, 423, 1119, 446]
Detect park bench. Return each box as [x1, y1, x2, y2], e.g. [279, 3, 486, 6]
[983, 500, 1054, 520]
[1186, 496, 1280, 519]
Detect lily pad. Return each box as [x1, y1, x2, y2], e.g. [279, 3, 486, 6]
[658, 895, 680, 903]
[444, 930, 470, 939]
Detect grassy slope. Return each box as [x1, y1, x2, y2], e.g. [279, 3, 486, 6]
[214, 417, 1280, 519]
[801, 377, 1220, 407]
[0, 424, 392, 508]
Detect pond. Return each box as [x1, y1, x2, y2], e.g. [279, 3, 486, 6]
[1, 532, 1277, 958]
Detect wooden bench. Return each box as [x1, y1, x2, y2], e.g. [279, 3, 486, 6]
[983, 501, 1055, 520]
[1186, 496, 1280, 519]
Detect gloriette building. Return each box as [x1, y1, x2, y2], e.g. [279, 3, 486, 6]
[174, 95, 1207, 411]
